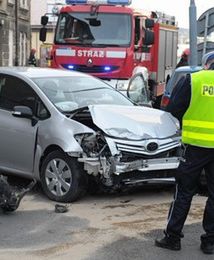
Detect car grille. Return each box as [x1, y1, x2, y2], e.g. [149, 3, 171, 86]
[119, 148, 179, 162]
[115, 140, 180, 157]
[61, 64, 119, 73]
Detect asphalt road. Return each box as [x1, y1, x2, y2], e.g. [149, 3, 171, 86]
[0, 182, 211, 260]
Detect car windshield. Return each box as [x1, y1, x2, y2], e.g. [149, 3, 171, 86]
[33, 76, 133, 112]
[55, 12, 132, 47]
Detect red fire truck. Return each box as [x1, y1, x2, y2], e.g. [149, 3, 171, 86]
[40, 0, 178, 101]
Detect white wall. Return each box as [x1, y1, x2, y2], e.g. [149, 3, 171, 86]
[31, 0, 66, 25]
[31, 0, 47, 25]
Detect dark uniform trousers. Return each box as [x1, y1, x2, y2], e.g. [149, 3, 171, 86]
[166, 145, 214, 244]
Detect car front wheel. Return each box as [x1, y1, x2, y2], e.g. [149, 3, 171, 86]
[41, 150, 87, 202]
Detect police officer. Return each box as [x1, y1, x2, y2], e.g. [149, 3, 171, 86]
[28, 48, 37, 66]
[155, 51, 214, 254]
[176, 48, 190, 68]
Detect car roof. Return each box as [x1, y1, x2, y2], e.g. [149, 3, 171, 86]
[175, 65, 202, 73]
[164, 66, 202, 95]
[0, 67, 89, 79]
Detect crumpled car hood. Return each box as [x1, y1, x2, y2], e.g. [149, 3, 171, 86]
[88, 105, 179, 140]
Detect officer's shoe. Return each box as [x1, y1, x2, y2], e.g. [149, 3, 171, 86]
[200, 242, 214, 254]
[155, 235, 181, 251]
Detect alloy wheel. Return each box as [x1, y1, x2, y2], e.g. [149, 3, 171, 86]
[45, 158, 72, 196]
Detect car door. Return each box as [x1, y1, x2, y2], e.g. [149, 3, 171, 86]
[0, 74, 38, 174]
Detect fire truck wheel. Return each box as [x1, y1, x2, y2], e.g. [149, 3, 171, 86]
[41, 150, 88, 202]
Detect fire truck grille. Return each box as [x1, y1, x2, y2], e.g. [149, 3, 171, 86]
[62, 64, 119, 73]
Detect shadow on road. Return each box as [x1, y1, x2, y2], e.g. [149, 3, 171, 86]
[86, 223, 210, 260]
[0, 209, 89, 249]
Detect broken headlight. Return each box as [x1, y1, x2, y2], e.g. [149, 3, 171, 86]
[74, 133, 108, 157]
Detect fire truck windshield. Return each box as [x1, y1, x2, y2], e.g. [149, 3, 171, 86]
[55, 12, 131, 47]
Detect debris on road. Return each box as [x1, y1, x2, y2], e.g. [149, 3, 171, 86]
[55, 204, 69, 213]
[0, 175, 36, 212]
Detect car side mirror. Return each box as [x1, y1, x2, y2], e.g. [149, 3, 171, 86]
[12, 106, 33, 119]
[12, 106, 38, 126]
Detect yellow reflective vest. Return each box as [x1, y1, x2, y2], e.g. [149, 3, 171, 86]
[182, 70, 214, 147]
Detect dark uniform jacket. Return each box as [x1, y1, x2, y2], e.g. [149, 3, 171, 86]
[165, 74, 191, 127]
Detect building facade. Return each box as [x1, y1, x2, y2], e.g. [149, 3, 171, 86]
[0, 0, 31, 66]
[31, 0, 65, 64]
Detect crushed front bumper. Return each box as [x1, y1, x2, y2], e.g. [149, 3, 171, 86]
[114, 157, 180, 174]
[78, 156, 180, 175]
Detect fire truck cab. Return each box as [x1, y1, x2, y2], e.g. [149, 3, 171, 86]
[40, 0, 178, 103]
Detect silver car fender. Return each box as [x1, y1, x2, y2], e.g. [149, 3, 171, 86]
[33, 114, 95, 179]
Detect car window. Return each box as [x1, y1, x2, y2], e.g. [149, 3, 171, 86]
[0, 75, 49, 119]
[165, 72, 187, 95]
[172, 73, 187, 91]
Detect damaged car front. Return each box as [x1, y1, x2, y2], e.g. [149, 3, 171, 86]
[72, 104, 181, 189]
[33, 71, 181, 201]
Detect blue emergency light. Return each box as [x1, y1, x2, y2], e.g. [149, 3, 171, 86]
[66, 0, 86, 3]
[68, 65, 75, 69]
[108, 0, 131, 4]
[104, 66, 111, 71]
[66, 0, 132, 6]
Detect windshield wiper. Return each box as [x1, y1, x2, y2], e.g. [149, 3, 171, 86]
[55, 41, 84, 46]
[91, 43, 121, 47]
[71, 87, 108, 93]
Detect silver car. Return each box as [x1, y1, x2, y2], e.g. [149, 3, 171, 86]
[0, 67, 181, 202]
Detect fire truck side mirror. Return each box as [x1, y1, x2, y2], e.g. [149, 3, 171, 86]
[41, 16, 49, 26]
[40, 27, 47, 42]
[145, 19, 154, 29]
[143, 30, 154, 46]
[89, 18, 101, 27]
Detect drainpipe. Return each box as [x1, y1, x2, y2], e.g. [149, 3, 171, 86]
[189, 0, 198, 66]
[15, 0, 19, 66]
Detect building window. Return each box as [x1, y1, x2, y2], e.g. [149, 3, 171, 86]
[8, 30, 13, 66]
[8, 0, 15, 4]
[20, 0, 28, 9]
[19, 32, 27, 66]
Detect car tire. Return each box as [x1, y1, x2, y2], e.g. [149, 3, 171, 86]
[40, 150, 88, 202]
[1, 204, 17, 212]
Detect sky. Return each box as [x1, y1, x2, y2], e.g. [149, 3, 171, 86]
[131, 0, 214, 28]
